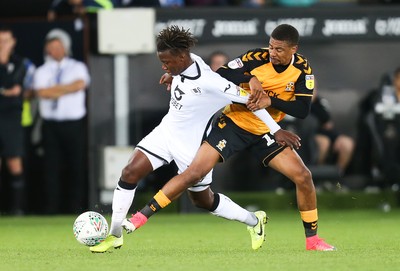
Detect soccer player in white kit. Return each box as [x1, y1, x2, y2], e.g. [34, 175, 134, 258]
[90, 25, 300, 253]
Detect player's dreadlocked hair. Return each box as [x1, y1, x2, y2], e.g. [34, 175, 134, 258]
[156, 25, 197, 55]
[271, 24, 299, 46]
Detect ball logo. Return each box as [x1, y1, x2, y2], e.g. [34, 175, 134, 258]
[91, 217, 103, 232]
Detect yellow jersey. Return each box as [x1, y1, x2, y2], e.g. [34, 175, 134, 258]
[219, 48, 314, 135]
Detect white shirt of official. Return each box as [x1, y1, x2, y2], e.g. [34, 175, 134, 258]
[33, 57, 90, 121]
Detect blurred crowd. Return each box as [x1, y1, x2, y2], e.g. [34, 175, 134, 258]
[44, 0, 400, 20]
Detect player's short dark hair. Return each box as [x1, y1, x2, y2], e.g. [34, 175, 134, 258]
[271, 24, 299, 46]
[156, 25, 197, 55]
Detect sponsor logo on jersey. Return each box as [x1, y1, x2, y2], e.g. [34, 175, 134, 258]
[305, 75, 315, 90]
[216, 139, 227, 151]
[174, 85, 185, 101]
[227, 58, 243, 69]
[170, 97, 183, 110]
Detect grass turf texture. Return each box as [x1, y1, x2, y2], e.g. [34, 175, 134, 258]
[1, 209, 399, 271]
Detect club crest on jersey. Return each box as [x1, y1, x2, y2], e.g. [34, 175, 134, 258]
[305, 75, 315, 90]
[216, 139, 227, 151]
[285, 82, 295, 92]
[191, 87, 202, 95]
[227, 58, 243, 69]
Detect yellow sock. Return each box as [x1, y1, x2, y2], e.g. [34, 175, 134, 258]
[300, 209, 318, 237]
[141, 190, 172, 218]
[154, 190, 171, 208]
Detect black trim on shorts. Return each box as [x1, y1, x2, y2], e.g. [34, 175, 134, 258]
[136, 145, 169, 165]
[261, 145, 286, 167]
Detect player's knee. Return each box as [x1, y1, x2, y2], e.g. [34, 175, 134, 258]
[293, 166, 313, 187]
[188, 189, 214, 210]
[121, 164, 141, 184]
[191, 197, 211, 209]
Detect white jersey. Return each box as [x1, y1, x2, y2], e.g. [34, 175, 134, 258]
[137, 53, 278, 191]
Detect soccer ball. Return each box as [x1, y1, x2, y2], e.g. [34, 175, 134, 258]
[73, 211, 109, 246]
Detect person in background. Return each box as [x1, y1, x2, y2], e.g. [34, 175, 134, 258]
[357, 67, 400, 187]
[47, 0, 116, 21]
[208, 51, 229, 72]
[0, 26, 27, 215]
[33, 29, 90, 214]
[122, 0, 161, 7]
[311, 92, 355, 176]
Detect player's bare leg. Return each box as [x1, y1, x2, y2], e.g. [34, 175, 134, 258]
[90, 149, 153, 253]
[269, 148, 336, 251]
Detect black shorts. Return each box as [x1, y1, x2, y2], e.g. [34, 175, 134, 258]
[0, 113, 24, 158]
[205, 114, 286, 167]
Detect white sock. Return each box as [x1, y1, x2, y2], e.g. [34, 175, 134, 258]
[211, 193, 257, 227]
[109, 185, 136, 237]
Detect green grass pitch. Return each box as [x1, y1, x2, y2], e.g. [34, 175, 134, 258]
[1, 209, 399, 271]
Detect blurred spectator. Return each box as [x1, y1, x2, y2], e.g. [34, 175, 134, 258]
[0, 26, 27, 215]
[311, 94, 355, 176]
[33, 29, 90, 214]
[208, 51, 229, 72]
[242, 0, 266, 7]
[356, 67, 400, 187]
[280, 84, 355, 181]
[274, 0, 317, 6]
[47, 0, 116, 21]
[185, 0, 230, 6]
[122, 0, 161, 7]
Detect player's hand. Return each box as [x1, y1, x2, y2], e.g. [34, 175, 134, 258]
[248, 76, 264, 104]
[274, 129, 301, 150]
[159, 73, 172, 92]
[247, 93, 271, 111]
